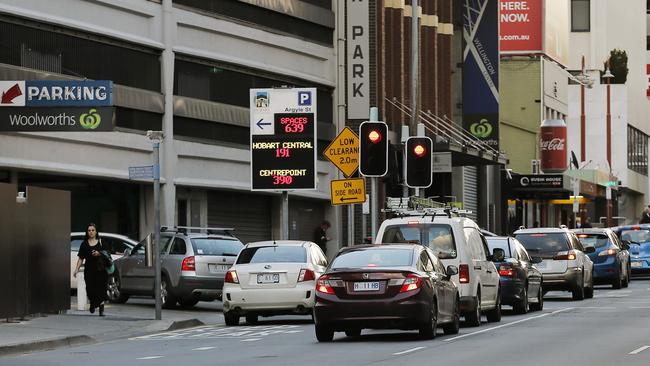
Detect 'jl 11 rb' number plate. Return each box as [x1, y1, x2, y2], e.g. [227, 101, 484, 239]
[353, 281, 380, 292]
[257, 273, 280, 284]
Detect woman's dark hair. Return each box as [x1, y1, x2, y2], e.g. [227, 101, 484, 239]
[84, 223, 101, 241]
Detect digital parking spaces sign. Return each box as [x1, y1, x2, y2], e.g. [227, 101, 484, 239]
[0, 80, 114, 132]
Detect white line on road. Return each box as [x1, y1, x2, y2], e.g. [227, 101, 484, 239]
[136, 356, 164, 360]
[444, 308, 574, 342]
[629, 346, 650, 355]
[192, 347, 216, 351]
[393, 346, 426, 355]
[241, 338, 262, 342]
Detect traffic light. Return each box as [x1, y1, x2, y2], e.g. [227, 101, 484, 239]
[359, 121, 388, 176]
[405, 136, 432, 188]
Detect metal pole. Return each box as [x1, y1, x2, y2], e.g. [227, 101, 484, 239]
[371, 177, 378, 242]
[347, 205, 354, 246]
[281, 191, 289, 240]
[153, 142, 161, 320]
[580, 56, 586, 162]
[410, 0, 419, 137]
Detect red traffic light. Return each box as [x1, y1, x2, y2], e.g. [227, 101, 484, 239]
[413, 144, 426, 157]
[368, 130, 382, 143]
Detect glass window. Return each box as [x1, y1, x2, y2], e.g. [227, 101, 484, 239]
[620, 229, 650, 243]
[516, 243, 531, 262]
[311, 246, 327, 266]
[112, 240, 132, 255]
[170, 238, 187, 255]
[192, 238, 244, 256]
[160, 236, 174, 254]
[381, 224, 457, 259]
[236, 246, 307, 264]
[132, 243, 146, 255]
[70, 238, 83, 251]
[330, 248, 414, 269]
[464, 228, 486, 261]
[627, 125, 648, 176]
[515, 233, 571, 254]
[485, 238, 513, 258]
[430, 252, 447, 274]
[575, 233, 610, 248]
[419, 251, 434, 272]
[571, 0, 590, 31]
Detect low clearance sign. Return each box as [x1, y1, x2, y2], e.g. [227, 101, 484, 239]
[499, 0, 542, 53]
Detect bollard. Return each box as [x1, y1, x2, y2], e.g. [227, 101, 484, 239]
[76, 268, 86, 311]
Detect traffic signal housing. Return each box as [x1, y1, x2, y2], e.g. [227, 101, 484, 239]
[405, 136, 432, 188]
[359, 121, 388, 177]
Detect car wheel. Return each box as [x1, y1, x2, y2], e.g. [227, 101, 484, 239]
[442, 297, 460, 335]
[224, 312, 240, 326]
[464, 292, 481, 327]
[344, 328, 361, 337]
[107, 274, 129, 304]
[585, 275, 594, 299]
[529, 286, 544, 311]
[315, 324, 334, 342]
[612, 274, 622, 289]
[485, 290, 501, 322]
[245, 314, 259, 324]
[161, 277, 177, 309]
[178, 297, 200, 308]
[572, 276, 585, 301]
[622, 266, 630, 288]
[513, 286, 528, 314]
[419, 301, 437, 339]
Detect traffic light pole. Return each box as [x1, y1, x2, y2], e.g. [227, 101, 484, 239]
[369, 107, 380, 242]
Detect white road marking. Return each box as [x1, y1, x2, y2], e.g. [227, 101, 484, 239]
[393, 346, 425, 355]
[133, 324, 303, 340]
[444, 308, 574, 342]
[192, 347, 216, 351]
[137, 356, 164, 360]
[241, 338, 262, 342]
[629, 346, 650, 355]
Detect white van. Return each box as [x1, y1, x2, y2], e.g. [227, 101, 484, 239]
[375, 213, 501, 326]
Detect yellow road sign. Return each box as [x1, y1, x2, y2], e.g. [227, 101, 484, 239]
[330, 178, 366, 206]
[323, 127, 359, 177]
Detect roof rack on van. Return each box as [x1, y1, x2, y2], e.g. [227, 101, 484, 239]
[383, 196, 473, 219]
[519, 225, 526, 230]
[160, 226, 235, 235]
[559, 225, 568, 229]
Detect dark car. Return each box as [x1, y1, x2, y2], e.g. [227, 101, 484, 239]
[612, 224, 650, 276]
[313, 245, 460, 342]
[573, 228, 630, 288]
[485, 236, 543, 314]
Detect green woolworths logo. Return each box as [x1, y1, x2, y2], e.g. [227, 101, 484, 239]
[80, 109, 101, 130]
[470, 119, 493, 138]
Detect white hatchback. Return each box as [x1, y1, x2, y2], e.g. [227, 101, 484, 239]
[222, 240, 328, 326]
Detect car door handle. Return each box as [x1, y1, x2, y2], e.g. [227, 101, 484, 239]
[486, 269, 493, 273]
[474, 265, 482, 270]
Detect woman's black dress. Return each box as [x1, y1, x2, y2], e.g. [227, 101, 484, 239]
[78, 240, 108, 308]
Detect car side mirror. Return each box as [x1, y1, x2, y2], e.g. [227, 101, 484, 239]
[531, 256, 543, 264]
[124, 248, 131, 256]
[622, 243, 630, 250]
[584, 246, 596, 254]
[446, 265, 459, 278]
[492, 248, 505, 262]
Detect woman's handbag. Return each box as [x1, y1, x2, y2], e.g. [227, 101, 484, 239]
[100, 250, 115, 274]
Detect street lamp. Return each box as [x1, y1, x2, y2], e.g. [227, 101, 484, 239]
[603, 59, 614, 227]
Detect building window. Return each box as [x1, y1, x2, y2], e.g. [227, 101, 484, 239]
[571, 0, 590, 32]
[628, 125, 648, 176]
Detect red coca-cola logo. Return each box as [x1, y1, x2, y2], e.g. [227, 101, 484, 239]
[540, 138, 565, 151]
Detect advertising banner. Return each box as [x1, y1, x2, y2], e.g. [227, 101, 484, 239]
[499, 0, 543, 53]
[0, 107, 115, 132]
[463, 0, 500, 149]
[0, 80, 113, 107]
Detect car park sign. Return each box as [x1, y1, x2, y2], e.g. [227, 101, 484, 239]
[250, 88, 317, 191]
[0, 80, 112, 107]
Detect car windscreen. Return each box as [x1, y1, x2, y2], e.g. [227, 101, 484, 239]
[330, 248, 413, 269]
[515, 233, 570, 254]
[575, 234, 610, 248]
[620, 229, 650, 243]
[381, 224, 456, 259]
[191, 238, 243, 256]
[236, 246, 307, 264]
[485, 238, 512, 258]
[71, 238, 83, 251]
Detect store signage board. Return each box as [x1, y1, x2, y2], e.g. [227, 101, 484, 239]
[0, 107, 115, 132]
[323, 127, 360, 178]
[330, 178, 366, 206]
[250, 88, 317, 191]
[0, 80, 113, 107]
[514, 174, 563, 189]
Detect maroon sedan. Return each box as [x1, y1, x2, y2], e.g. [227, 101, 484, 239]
[313, 245, 460, 342]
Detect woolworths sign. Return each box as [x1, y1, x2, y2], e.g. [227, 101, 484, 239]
[0, 80, 114, 132]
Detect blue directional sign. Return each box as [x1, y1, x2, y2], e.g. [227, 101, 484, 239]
[129, 165, 154, 180]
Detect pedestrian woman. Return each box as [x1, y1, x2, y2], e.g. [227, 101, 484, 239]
[73, 223, 108, 316]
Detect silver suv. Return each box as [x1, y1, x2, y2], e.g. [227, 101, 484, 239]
[108, 227, 244, 308]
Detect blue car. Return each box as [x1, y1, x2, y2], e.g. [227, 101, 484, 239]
[573, 228, 630, 288]
[613, 225, 650, 276]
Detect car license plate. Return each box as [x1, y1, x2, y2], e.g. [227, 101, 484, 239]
[353, 281, 380, 292]
[632, 261, 643, 268]
[208, 264, 230, 273]
[257, 273, 280, 284]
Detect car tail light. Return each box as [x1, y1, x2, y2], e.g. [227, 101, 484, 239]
[181, 256, 195, 271]
[498, 265, 514, 277]
[459, 264, 470, 283]
[399, 273, 422, 293]
[554, 251, 577, 261]
[298, 269, 316, 282]
[599, 248, 617, 256]
[316, 275, 334, 294]
[225, 270, 239, 284]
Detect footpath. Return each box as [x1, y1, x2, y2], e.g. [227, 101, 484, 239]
[0, 297, 225, 357]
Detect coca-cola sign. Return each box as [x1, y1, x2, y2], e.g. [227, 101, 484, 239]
[540, 137, 565, 151]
